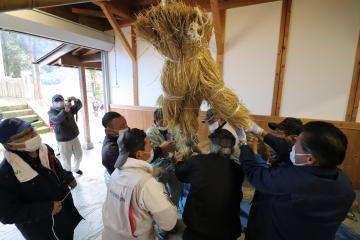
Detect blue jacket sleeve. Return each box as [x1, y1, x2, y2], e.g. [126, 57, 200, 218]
[71, 99, 82, 114]
[240, 145, 295, 195]
[48, 109, 66, 124]
[264, 134, 292, 163]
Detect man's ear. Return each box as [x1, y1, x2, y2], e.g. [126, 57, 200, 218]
[305, 155, 317, 166]
[287, 135, 298, 144]
[135, 151, 142, 159]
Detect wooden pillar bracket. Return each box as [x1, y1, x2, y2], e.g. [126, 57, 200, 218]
[97, 1, 136, 62]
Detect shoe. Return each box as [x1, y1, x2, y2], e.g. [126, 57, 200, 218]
[76, 170, 83, 175]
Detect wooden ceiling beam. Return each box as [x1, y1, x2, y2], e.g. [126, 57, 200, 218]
[94, 1, 134, 20]
[72, 7, 107, 18]
[80, 52, 101, 62]
[40, 6, 112, 30]
[57, 54, 102, 69]
[97, 1, 135, 61]
[83, 48, 100, 55]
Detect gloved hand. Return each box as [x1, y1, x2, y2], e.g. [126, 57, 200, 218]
[159, 141, 176, 154]
[152, 167, 163, 177]
[235, 127, 247, 144]
[247, 121, 264, 135]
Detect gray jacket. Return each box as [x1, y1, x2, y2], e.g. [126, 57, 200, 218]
[48, 100, 82, 142]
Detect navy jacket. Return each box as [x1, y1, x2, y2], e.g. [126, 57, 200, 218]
[0, 145, 82, 240]
[264, 133, 292, 166]
[176, 153, 244, 240]
[240, 145, 355, 240]
[48, 100, 82, 142]
[102, 135, 119, 174]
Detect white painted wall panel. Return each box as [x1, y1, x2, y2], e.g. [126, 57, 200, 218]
[223, 1, 282, 115]
[281, 0, 360, 120]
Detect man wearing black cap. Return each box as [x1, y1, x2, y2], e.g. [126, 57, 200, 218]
[175, 128, 244, 240]
[0, 118, 82, 239]
[202, 108, 242, 164]
[48, 94, 83, 175]
[248, 117, 303, 166]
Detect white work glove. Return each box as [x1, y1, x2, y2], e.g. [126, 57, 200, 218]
[152, 167, 163, 178]
[247, 121, 264, 135]
[235, 127, 247, 144]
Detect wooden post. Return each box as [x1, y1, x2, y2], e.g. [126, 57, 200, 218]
[98, 2, 135, 61]
[271, 0, 292, 116]
[131, 26, 139, 106]
[79, 65, 94, 150]
[346, 32, 360, 122]
[210, 0, 226, 75]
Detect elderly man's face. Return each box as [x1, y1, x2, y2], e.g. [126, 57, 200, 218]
[6, 127, 38, 151]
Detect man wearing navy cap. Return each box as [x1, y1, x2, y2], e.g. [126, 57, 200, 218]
[48, 94, 83, 175]
[0, 118, 82, 239]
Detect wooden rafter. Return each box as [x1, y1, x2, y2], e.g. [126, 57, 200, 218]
[346, 32, 360, 122]
[97, 1, 135, 61]
[271, 0, 292, 116]
[80, 52, 101, 62]
[72, 7, 108, 18]
[94, 1, 134, 20]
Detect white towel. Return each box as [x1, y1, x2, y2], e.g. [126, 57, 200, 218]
[5, 144, 51, 183]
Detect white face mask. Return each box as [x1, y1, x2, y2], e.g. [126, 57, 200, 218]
[158, 126, 167, 131]
[118, 128, 129, 135]
[15, 135, 42, 152]
[290, 145, 312, 166]
[208, 122, 219, 133]
[146, 149, 154, 163]
[54, 102, 64, 109]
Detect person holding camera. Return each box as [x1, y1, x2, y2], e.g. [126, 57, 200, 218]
[48, 94, 84, 175]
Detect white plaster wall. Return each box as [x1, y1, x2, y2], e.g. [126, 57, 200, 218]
[107, 28, 134, 105]
[137, 39, 164, 107]
[223, 1, 282, 115]
[280, 0, 360, 120]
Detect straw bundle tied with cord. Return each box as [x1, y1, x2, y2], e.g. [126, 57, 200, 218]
[136, 0, 251, 138]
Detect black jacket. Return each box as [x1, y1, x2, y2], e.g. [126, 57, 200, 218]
[240, 145, 355, 240]
[175, 153, 244, 240]
[0, 145, 82, 240]
[102, 135, 119, 174]
[48, 100, 82, 142]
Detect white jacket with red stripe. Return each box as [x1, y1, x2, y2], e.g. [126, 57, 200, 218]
[102, 157, 177, 240]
